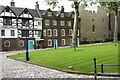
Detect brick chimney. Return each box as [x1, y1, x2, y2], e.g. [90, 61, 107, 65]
[10, 0, 15, 7]
[35, 2, 39, 10]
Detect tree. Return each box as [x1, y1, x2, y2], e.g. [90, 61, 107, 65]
[44, 0, 88, 50]
[99, 2, 119, 42]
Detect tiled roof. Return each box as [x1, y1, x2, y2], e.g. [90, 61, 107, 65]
[0, 6, 73, 18]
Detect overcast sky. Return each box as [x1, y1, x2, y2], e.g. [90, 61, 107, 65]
[0, 0, 74, 12]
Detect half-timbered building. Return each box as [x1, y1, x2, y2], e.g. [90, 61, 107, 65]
[0, 1, 80, 51]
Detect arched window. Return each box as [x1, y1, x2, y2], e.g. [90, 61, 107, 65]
[4, 40, 10, 47]
[61, 29, 65, 36]
[19, 40, 24, 47]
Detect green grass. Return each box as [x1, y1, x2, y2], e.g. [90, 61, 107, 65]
[9, 42, 119, 73]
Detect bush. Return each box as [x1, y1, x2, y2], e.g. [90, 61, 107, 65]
[92, 40, 102, 43]
[105, 37, 113, 42]
[118, 31, 120, 41]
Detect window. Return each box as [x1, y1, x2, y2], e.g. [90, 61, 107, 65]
[19, 40, 24, 47]
[69, 29, 72, 36]
[53, 20, 57, 26]
[48, 12, 52, 16]
[68, 21, 71, 26]
[22, 19, 29, 26]
[103, 18, 104, 22]
[4, 40, 10, 47]
[47, 29, 52, 37]
[48, 39, 52, 46]
[11, 30, 15, 36]
[92, 19, 94, 22]
[38, 22, 41, 26]
[22, 30, 29, 37]
[60, 13, 64, 17]
[61, 39, 65, 45]
[45, 20, 50, 26]
[53, 29, 57, 36]
[43, 29, 46, 36]
[1, 30, 5, 36]
[93, 25, 95, 33]
[61, 29, 65, 36]
[3, 18, 12, 26]
[35, 31, 41, 37]
[60, 21, 65, 26]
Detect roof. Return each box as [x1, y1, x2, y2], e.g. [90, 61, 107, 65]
[0, 5, 74, 18]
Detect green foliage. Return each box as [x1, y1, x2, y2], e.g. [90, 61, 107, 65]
[105, 37, 113, 42]
[9, 42, 118, 73]
[118, 31, 120, 40]
[44, 0, 59, 9]
[99, 2, 118, 13]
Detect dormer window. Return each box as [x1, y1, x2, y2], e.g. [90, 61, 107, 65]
[60, 13, 64, 17]
[48, 12, 52, 16]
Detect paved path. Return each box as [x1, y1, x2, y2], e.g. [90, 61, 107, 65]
[0, 50, 95, 79]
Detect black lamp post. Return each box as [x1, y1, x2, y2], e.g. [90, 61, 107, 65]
[25, 22, 30, 61]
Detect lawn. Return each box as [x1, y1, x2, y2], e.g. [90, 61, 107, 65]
[9, 42, 119, 73]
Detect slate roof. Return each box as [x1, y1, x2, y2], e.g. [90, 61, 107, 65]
[0, 5, 73, 18]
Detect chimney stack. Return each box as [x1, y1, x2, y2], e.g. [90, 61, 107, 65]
[61, 6, 64, 12]
[10, 0, 15, 7]
[35, 2, 39, 10]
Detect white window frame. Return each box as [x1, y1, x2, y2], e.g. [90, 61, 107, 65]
[4, 40, 10, 47]
[69, 29, 73, 36]
[48, 39, 52, 46]
[61, 29, 65, 36]
[43, 29, 46, 36]
[53, 29, 57, 36]
[47, 29, 52, 37]
[60, 13, 64, 17]
[47, 12, 52, 16]
[45, 20, 50, 26]
[19, 40, 24, 47]
[53, 20, 57, 26]
[68, 21, 71, 26]
[61, 39, 65, 45]
[60, 21, 65, 26]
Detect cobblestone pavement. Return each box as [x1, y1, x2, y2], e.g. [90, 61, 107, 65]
[0, 50, 95, 79]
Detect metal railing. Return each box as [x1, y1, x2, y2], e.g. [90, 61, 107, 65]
[93, 58, 120, 80]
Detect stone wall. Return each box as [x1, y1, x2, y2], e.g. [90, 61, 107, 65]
[79, 7, 109, 41]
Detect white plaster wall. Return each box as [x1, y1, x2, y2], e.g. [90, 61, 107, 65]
[0, 28, 18, 38]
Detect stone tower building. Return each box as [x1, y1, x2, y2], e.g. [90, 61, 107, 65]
[79, 6, 109, 41]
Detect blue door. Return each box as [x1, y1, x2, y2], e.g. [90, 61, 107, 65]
[54, 40, 58, 48]
[29, 41, 34, 50]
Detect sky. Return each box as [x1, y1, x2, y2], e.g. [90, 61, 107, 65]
[0, 0, 74, 12]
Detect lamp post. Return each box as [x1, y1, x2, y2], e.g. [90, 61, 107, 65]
[25, 22, 30, 61]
